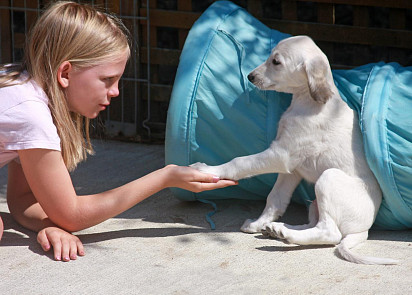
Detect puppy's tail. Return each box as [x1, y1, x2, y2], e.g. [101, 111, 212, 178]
[336, 231, 398, 265]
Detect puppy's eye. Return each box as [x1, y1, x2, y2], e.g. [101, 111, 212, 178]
[272, 59, 281, 66]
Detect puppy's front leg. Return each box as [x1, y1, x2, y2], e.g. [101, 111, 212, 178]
[241, 172, 302, 233]
[191, 145, 292, 181]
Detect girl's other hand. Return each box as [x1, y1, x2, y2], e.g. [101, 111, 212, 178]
[37, 227, 84, 262]
[163, 165, 238, 193]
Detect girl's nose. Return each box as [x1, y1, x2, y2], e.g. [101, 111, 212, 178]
[108, 83, 120, 98]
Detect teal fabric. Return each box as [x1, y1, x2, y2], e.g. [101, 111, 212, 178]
[334, 64, 412, 229]
[165, 1, 412, 230]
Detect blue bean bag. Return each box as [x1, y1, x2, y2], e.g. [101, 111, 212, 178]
[165, 1, 412, 230]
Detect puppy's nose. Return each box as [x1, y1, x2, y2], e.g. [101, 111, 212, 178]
[247, 73, 255, 83]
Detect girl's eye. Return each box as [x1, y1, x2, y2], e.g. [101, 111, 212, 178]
[272, 59, 281, 66]
[102, 77, 117, 86]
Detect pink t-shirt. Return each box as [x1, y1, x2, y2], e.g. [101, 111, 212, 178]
[0, 76, 61, 168]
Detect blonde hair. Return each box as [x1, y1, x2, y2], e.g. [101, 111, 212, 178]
[1, 1, 130, 171]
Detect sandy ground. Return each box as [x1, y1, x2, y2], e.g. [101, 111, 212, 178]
[1, 140, 411, 295]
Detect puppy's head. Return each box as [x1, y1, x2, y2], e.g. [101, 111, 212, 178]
[248, 36, 334, 104]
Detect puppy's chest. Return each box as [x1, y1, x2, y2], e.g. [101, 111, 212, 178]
[297, 156, 329, 183]
[278, 117, 353, 182]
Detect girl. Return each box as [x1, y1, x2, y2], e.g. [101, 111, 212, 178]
[0, 1, 236, 261]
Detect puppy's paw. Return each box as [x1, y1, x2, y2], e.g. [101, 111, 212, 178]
[190, 162, 223, 178]
[241, 219, 266, 233]
[262, 222, 286, 240]
[189, 162, 208, 170]
[190, 162, 213, 173]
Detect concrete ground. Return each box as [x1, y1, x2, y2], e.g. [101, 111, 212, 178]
[0, 140, 411, 295]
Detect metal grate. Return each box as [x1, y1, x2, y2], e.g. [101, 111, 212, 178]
[2, 0, 411, 142]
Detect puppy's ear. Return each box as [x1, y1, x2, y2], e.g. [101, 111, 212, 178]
[304, 57, 333, 104]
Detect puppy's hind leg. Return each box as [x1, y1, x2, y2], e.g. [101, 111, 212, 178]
[262, 199, 319, 237]
[264, 214, 342, 245]
[263, 169, 348, 245]
[264, 169, 397, 264]
[241, 172, 302, 233]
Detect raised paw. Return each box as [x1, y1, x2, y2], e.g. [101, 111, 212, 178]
[189, 162, 208, 171]
[190, 162, 221, 177]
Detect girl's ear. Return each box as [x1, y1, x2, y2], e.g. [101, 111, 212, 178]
[57, 61, 72, 88]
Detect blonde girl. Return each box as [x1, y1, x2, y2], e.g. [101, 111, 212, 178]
[0, 1, 236, 261]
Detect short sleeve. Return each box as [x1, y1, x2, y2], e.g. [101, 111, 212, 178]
[0, 100, 61, 151]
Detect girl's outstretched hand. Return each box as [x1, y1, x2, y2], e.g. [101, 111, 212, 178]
[37, 227, 84, 262]
[163, 165, 238, 193]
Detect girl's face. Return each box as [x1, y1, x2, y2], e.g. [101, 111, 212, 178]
[62, 51, 129, 118]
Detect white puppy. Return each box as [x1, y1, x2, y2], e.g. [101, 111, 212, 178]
[191, 36, 397, 265]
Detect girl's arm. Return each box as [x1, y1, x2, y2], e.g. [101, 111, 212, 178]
[7, 159, 59, 232]
[7, 160, 84, 261]
[11, 148, 236, 232]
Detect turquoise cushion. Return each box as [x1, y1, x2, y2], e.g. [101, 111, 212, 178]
[165, 1, 412, 230]
[334, 64, 412, 229]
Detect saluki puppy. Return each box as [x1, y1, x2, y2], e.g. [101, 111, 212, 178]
[192, 36, 397, 265]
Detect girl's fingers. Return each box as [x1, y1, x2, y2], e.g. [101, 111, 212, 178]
[69, 239, 78, 260]
[52, 239, 62, 261]
[77, 239, 85, 256]
[37, 228, 84, 261]
[193, 179, 238, 192]
[195, 172, 221, 183]
[37, 230, 51, 252]
[189, 167, 233, 183]
[61, 238, 71, 262]
[210, 179, 238, 187]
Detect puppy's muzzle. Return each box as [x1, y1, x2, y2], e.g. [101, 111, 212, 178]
[247, 73, 255, 83]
